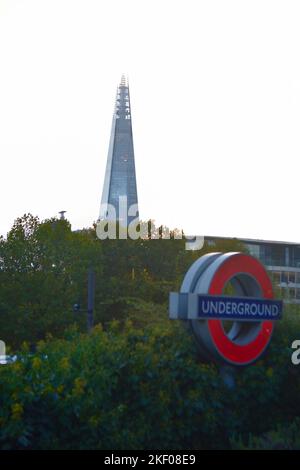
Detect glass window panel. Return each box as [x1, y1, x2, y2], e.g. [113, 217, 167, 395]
[289, 272, 296, 283]
[273, 272, 281, 284]
[289, 288, 296, 299]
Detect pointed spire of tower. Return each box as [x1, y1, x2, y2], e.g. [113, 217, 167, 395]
[99, 75, 139, 226]
[120, 74, 127, 87]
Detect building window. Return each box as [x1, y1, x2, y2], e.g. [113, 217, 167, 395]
[289, 272, 296, 284]
[247, 244, 260, 259]
[289, 288, 296, 299]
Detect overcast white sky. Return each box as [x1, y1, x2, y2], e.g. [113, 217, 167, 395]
[0, 0, 300, 241]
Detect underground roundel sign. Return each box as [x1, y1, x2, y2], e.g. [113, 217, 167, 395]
[169, 252, 283, 366]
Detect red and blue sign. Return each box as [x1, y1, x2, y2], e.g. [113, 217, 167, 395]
[169, 252, 283, 366]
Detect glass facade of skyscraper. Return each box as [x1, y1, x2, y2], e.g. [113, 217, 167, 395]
[99, 76, 139, 225]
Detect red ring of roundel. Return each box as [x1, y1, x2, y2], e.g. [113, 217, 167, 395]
[208, 253, 274, 365]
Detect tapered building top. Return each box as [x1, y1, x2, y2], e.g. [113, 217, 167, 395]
[99, 75, 139, 225]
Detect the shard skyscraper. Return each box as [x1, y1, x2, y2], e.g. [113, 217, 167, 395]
[99, 75, 139, 226]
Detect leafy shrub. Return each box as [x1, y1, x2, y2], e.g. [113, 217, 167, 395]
[0, 321, 227, 449]
[0, 306, 300, 450]
[231, 419, 300, 450]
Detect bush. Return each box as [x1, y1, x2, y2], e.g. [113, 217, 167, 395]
[0, 306, 300, 450]
[0, 321, 227, 450]
[231, 419, 300, 450]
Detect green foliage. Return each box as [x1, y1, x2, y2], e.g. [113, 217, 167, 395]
[0, 214, 103, 348]
[0, 306, 299, 450]
[0, 214, 246, 348]
[231, 419, 300, 450]
[1, 214, 298, 449]
[0, 321, 224, 450]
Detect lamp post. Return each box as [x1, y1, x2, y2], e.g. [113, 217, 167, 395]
[87, 268, 95, 333]
[73, 268, 95, 333]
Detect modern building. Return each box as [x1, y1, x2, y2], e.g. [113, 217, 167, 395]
[242, 238, 300, 304]
[99, 75, 139, 226]
[207, 236, 300, 304]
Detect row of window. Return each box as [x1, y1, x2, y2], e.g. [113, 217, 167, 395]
[278, 287, 300, 300]
[247, 243, 300, 268]
[271, 270, 300, 284]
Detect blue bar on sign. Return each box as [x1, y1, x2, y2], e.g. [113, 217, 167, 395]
[195, 295, 283, 321]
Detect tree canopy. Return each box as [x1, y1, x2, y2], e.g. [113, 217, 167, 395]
[0, 214, 247, 349]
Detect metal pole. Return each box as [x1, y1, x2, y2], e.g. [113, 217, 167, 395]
[87, 268, 95, 333]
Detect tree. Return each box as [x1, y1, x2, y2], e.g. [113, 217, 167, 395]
[0, 214, 104, 348]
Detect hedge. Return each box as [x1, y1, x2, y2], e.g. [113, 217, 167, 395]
[0, 307, 299, 449]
